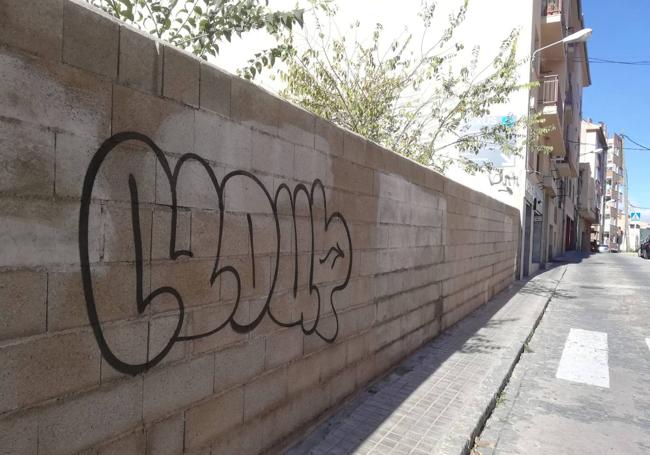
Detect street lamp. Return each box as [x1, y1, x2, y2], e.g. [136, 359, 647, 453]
[531, 28, 593, 64]
[579, 147, 605, 156]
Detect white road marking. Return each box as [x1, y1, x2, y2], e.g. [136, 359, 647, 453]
[646, 338, 650, 352]
[556, 328, 610, 388]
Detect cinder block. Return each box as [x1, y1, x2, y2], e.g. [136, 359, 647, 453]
[0, 198, 101, 268]
[213, 338, 265, 394]
[375, 317, 402, 349]
[259, 399, 301, 451]
[302, 314, 338, 355]
[293, 383, 330, 427]
[209, 418, 263, 455]
[365, 140, 388, 170]
[200, 63, 231, 117]
[150, 259, 222, 311]
[355, 356, 377, 388]
[329, 156, 374, 195]
[142, 355, 214, 421]
[231, 77, 279, 135]
[113, 84, 194, 156]
[346, 331, 374, 365]
[294, 145, 331, 185]
[184, 387, 244, 449]
[243, 367, 287, 420]
[189, 303, 242, 355]
[48, 263, 145, 332]
[0, 330, 100, 414]
[98, 429, 145, 455]
[0, 0, 63, 60]
[100, 319, 149, 382]
[251, 132, 294, 177]
[0, 50, 112, 138]
[0, 270, 47, 341]
[286, 352, 321, 396]
[148, 312, 187, 367]
[326, 365, 356, 406]
[39, 378, 143, 455]
[343, 131, 368, 166]
[103, 203, 153, 262]
[314, 117, 343, 156]
[0, 118, 55, 197]
[63, 0, 119, 78]
[194, 110, 252, 169]
[265, 326, 303, 370]
[151, 207, 191, 260]
[337, 303, 376, 340]
[217, 212, 277, 257]
[0, 411, 38, 455]
[190, 209, 220, 258]
[317, 341, 347, 382]
[163, 45, 200, 107]
[157, 153, 223, 209]
[118, 25, 163, 95]
[278, 102, 315, 148]
[146, 413, 184, 455]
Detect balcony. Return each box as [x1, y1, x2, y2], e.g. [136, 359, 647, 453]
[578, 172, 598, 223]
[606, 169, 622, 184]
[554, 157, 577, 178]
[541, 0, 564, 49]
[543, 0, 562, 15]
[542, 174, 558, 197]
[539, 75, 566, 157]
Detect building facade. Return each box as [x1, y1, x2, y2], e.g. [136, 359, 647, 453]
[605, 133, 625, 250]
[446, 0, 591, 278]
[579, 120, 608, 245]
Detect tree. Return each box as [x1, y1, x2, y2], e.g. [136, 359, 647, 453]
[85, 0, 329, 79]
[280, 1, 551, 174]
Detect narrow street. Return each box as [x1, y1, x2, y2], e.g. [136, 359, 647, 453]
[477, 253, 650, 454]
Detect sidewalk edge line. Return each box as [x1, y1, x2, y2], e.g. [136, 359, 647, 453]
[464, 265, 568, 455]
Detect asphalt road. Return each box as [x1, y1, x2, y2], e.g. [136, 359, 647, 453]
[476, 252, 650, 454]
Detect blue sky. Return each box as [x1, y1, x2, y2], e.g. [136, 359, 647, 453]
[581, 0, 650, 218]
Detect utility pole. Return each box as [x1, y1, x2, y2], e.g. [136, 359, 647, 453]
[600, 147, 607, 245]
[620, 135, 629, 252]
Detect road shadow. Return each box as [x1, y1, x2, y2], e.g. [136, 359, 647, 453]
[285, 266, 565, 454]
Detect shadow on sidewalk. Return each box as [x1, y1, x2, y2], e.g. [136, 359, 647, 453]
[286, 266, 565, 455]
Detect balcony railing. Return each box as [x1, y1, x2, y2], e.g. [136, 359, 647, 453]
[540, 74, 563, 126]
[543, 0, 562, 16]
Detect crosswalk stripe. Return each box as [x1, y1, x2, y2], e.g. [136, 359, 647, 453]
[556, 328, 610, 388]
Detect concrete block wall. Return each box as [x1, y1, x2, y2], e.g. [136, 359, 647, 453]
[0, 1, 520, 453]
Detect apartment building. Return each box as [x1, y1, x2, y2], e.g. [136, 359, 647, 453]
[579, 120, 608, 244]
[605, 133, 626, 249]
[576, 162, 598, 251]
[445, 0, 591, 278]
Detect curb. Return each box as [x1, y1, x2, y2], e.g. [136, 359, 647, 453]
[465, 265, 568, 455]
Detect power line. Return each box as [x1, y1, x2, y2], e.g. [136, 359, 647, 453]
[543, 58, 650, 66]
[589, 57, 650, 66]
[621, 134, 650, 151]
[568, 139, 650, 151]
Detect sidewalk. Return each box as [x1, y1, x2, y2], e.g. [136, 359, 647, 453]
[285, 266, 567, 455]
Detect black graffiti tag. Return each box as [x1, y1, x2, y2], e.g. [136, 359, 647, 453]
[79, 132, 353, 376]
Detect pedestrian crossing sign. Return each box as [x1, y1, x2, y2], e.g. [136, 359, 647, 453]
[630, 212, 641, 221]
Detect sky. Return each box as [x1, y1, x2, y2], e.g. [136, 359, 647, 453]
[580, 0, 650, 221]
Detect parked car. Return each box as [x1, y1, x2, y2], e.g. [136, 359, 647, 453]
[639, 228, 650, 258]
[610, 243, 619, 253]
[598, 244, 609, 253]
[639, 241, 650, 259]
